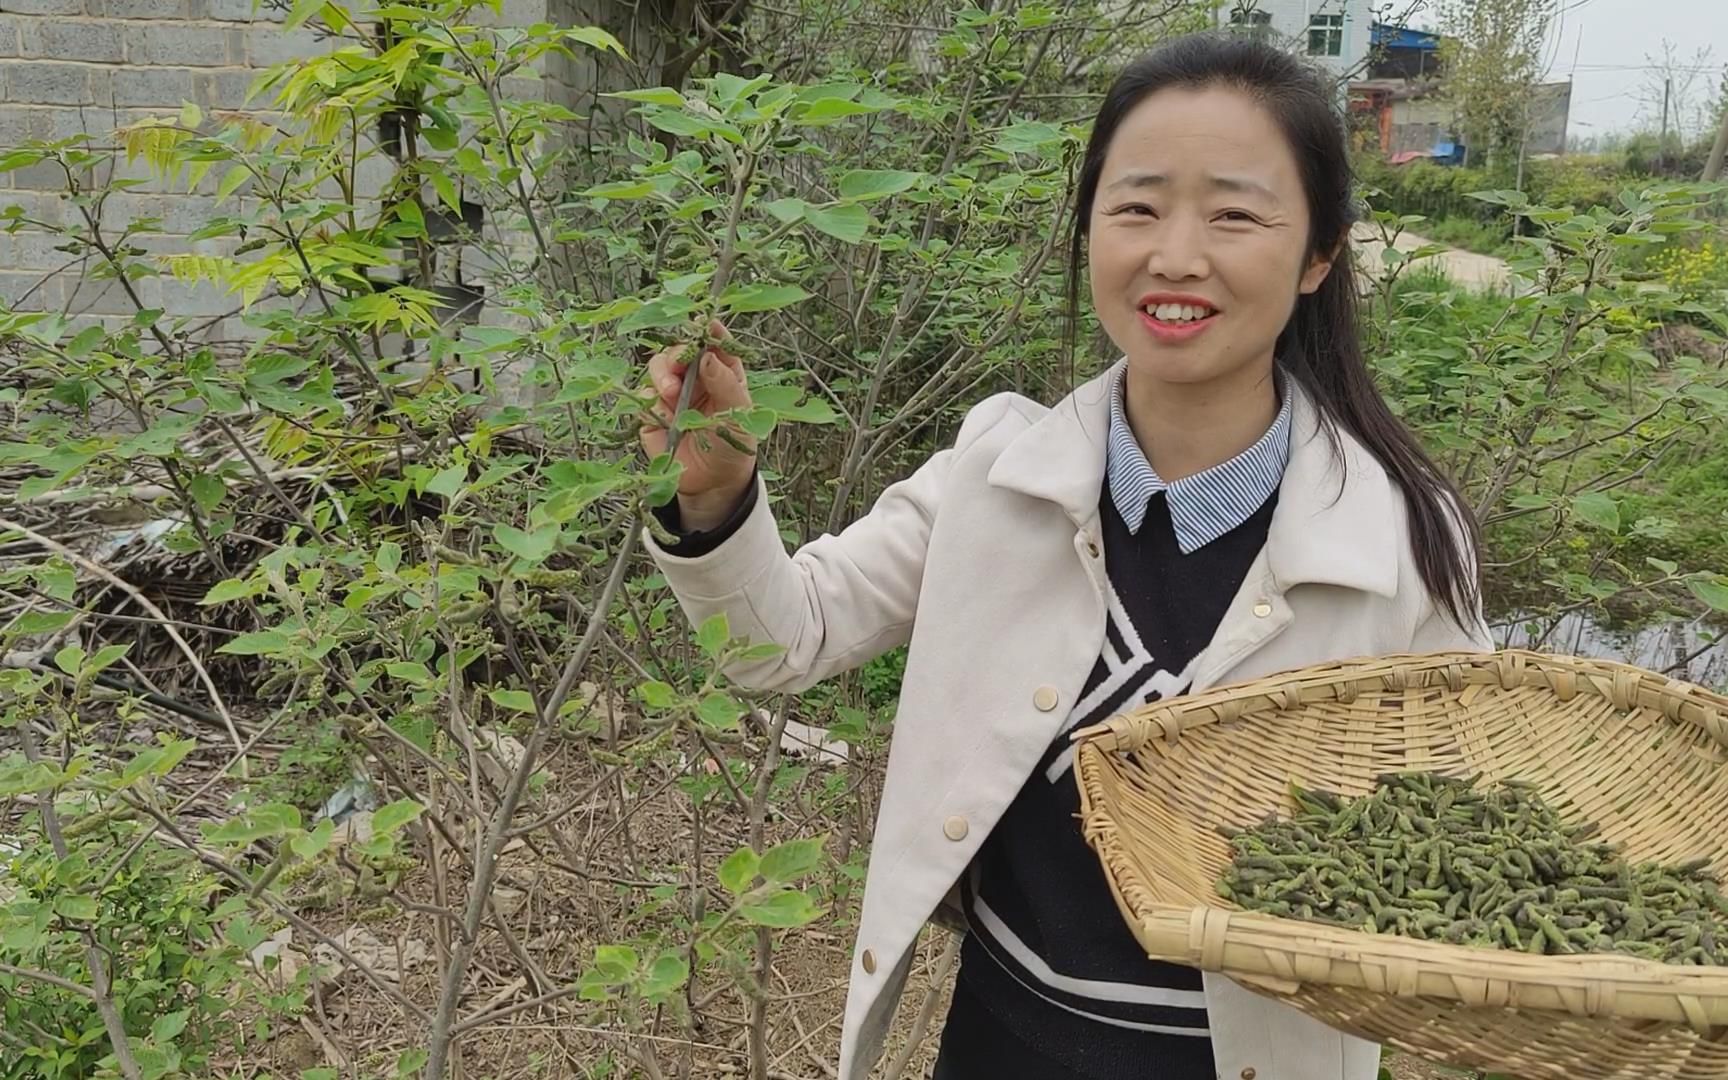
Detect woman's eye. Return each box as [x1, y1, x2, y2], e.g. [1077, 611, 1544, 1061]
[1111, 204, 1156, 218]
[1217, 210, 1259, 224]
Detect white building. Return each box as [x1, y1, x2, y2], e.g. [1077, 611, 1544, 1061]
[1219, 0, 1375, 81]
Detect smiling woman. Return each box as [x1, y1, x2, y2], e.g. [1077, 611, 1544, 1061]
[641, 30, 1494, 1080]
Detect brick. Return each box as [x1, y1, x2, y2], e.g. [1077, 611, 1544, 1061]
[128, 25, 234, 66]
[203, 0, 286, 19]
[9, 158, 73, 191]
[159, 278, 235, 317]
[192, 68, 261, 110]
[86, 0, 187, 15]
[20, 19, 125, 62]
[245, 25, 326, 66]
[0, 0, 81, 13]
[4, 230, 82, 271]
[109, 66, 197, 107]
[0, 190, 67, 229]
[0, 269, 62, 308]
[0, 107, 33, 148]
[66, 274, 161, 317]
[8, 62, 93, 105]
[0, 16, 20, 57]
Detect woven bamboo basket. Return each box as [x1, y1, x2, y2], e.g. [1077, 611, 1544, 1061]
[1073, 649, 1728, 1080]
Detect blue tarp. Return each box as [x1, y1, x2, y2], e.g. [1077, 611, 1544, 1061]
[1371, 23, 1440, 51]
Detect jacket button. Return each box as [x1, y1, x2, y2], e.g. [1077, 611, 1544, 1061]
[943, 815, 969, 841]
[1252, 601, 1272, 618]
[861, 949, 877, 974]
[1086, 540, 1100, 558]
[1241, 1070, 1257, 1080]
[1033, 685, 1060, 711]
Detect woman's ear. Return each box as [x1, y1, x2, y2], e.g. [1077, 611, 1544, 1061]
[1299, 241, 1342, 295]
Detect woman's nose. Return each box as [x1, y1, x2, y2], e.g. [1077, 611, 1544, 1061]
[1145, 218, 1209, 280]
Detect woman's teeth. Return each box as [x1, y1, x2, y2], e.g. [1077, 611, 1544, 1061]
[1145, 303, 1214, 323]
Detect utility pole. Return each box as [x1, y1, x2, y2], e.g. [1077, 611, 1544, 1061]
[1704, 103, 1728, 181]
[1658, 75, 1671, 172]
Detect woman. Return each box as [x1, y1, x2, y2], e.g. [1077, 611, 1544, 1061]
[639, 33, 1491, 1080]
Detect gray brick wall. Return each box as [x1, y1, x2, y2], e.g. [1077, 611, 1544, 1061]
[0, 0, 632, 360]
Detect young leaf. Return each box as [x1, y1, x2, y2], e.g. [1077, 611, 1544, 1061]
[739, 889, 821, 927]
[696, 692, 743, 729]
[201, 577, 256, 605]
[1571, 492, 1620, 533]
[290, 818, 335, 861]
[637, 680, 677, 709]
[717, 846, 760, 894]
[424, 465, 467, 499]
[1688, 577, 1728, 614]
[217, 629, 291, 656]
[838, 169, 922, 202]
[696, 613, 730, 656]
[806, 204, 871, 243]
[494, 522, 560, 564]
[55, 895, 99, 922]
[720, 283, 811, 313]
[605, 87, 686, 107]
[488, 688, 537, 713]
[53, 644, 85, 675]
[375, 540, 402, 574]
[372, 798, 423, 835]
[759, 837, 825, 884]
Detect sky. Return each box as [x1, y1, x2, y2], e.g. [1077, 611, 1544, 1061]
[1415, 0, 1728, 140]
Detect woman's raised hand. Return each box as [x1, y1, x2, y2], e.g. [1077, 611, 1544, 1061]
[640, 319, 758, 531]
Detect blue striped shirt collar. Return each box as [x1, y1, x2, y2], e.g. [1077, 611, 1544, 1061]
[1106, 369, 1292, 553]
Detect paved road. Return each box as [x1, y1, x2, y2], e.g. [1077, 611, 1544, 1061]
[1351, 223, 1511, 292]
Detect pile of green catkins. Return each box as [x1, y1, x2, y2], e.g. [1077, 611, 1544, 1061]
[1218, 772, 1728, 963]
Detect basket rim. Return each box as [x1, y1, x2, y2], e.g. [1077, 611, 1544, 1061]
[1072, 648, 1728, 1030]
[1070, 648, 1728, 757]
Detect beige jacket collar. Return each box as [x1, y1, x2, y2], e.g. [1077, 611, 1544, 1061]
[987, 361, 1401, 599]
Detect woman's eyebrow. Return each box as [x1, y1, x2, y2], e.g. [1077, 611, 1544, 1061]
[1105, 170, 1280, 203]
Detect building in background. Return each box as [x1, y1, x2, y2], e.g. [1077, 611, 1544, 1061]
[1347, 21, 1570, 165]
[1219, 0, 1375, 81]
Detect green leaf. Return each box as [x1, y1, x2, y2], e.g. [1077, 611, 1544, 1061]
[717, 847, 760, 893]
[1572, 492, 1620, 533]
[372, 798, 423, 835]
[838, 169, 922, 202]
[429, 171, 460, 215]
[217, 164, 251, 201]
[718, 282, 810, 314]
[696, 613, 730, 656]
[425, 464, 467, 498]
[696, 692, 743, 730]
[641, 952, 689, 998]
[217, 629, 291, 656]
[291, 817, 335, 860]
[85, 643, 129, 676]
[151, 1010, 190, 1045]
[584, 179, 656, 200]
[638, 680, 677, 709]
[759, 837, 825, 884]
[386, 661, 432, 685]
[619, 293, 697, 333]
[762, 197, 809, 224]
[53, 644, 85, 675]
[806, 204, 871, 243]
[488, 688, 537, 713]
[1688, 577, 1728, 614]
[994, 120, 1065, 154]
[565, 25, 626, 55]
[55, 895, 99, 922]
[66, 325, 105, 358]
[494, 522, 560, 564]
[286, 0, 322, 28]
[200, 577, 255, 605]
[592, 944, 639, 981]
[204, 803, 301, 845]
[1647, 557, 1679, 576]
[795, 98, 882, 125]
[605, 87, 686, 107]
[740, 889, 821, 927]
[10, 609, 74, 634]
[376, 541, 402, 574]
[188, 473, 226, 512]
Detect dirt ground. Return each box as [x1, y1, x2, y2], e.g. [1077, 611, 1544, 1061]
[218, 734, 1488, 1080]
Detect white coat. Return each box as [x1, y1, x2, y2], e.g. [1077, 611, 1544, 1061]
[645, 361, 1492, 1079]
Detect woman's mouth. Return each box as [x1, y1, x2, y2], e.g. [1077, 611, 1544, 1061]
[1138, 301, 1219, 341]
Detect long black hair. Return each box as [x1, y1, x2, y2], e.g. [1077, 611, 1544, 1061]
[1064, 31, 1483, 628]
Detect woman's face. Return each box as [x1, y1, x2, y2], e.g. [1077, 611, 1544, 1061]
[1087, 85, 1334, 390]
